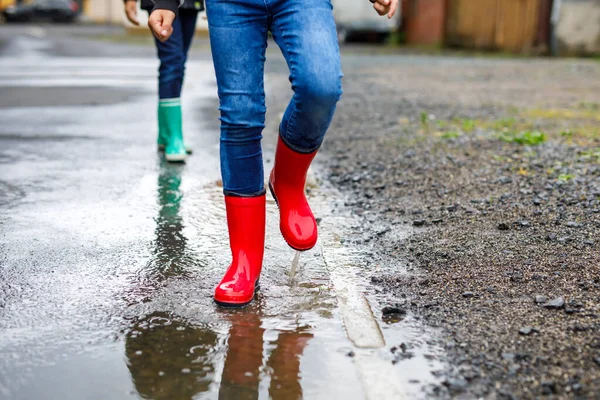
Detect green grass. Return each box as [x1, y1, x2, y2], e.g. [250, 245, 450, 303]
[420, 112, 428, 126]
[557, 174, 575, 182]
[461, 119, 476, 132]
[441, 131, 461, 139]
[491, 117, 517, 130]
[499, 130, 546, 145]
[579, 148, 600, 162]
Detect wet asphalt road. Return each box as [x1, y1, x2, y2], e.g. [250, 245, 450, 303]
[0, 24, 444, 399]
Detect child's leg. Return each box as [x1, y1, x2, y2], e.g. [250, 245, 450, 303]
[179, 10, 199, 86]
[154, 15, 186, 100]
[205, 0, 269, 306]
[206, 0, 269, 196]
[153, 12, 188, 161]
[268, 0, 342, 250]
[270, 0, 343, 152]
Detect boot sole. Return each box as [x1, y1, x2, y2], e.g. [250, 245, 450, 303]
[165, 153, 187, 163]
[214, 280, 260, 308]
[158, 144, 193, 155]
[268, 181, 315, 252]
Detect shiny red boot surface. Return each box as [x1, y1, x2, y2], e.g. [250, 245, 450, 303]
[269, 137, 318, 251]
[214, 194, 266, 307]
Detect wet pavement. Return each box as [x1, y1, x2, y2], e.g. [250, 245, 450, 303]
[0, 24, 444, 399]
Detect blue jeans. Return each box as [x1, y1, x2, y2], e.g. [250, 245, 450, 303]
[150, 9, 199, 99]
[205, 0, 343, 196]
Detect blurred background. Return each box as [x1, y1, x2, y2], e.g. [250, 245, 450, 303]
[1, 0, 599, 56]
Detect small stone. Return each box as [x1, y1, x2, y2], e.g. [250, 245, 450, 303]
[567, 221, 581, 228]
[508, 364, 521, 375]
[541, 380, 556, 395]
[431, 218, 443, 224]
[376, 227, 391, 236]
[498, 388, 517, 400]
[544, 297, 565, 310]
[535, 295, 548, 304]
[181, 368, 191, 374]
[533, 198, 542, 205]
[413, 219, 426, 227]
[545, 234, 557, 242]
[486, 286, 496, 294]
[519, 326, 539, 336]
[584, 239, 595, 246]
[158, 371, 166, 376]
[572, 323, 590, 332]
[462, 291, 474, 298]
[382, 306, 407, 324]
[594, 357, 600, 366]
[502, 353, 515, 361]
[443, 378, 468, 393]
[347, 351, 355, 357]
[572, 383, 584, 393]
[517, 220, 530, 227]
[497, 223, 510, 231]
[569, 300, 584, 308]
[498, 176, 513, 185]
[382, 306, 406, 316]
[463, 206, 480, 214]
[558, 236, 571, 244]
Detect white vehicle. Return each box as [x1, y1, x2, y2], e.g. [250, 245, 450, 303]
[332, 0, 401, 43]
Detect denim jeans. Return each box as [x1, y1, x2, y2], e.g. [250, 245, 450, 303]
[205, 0, 343, 196]
[150, 9, 199, 99]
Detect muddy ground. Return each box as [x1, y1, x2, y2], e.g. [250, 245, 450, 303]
[321, 57, 600, 399]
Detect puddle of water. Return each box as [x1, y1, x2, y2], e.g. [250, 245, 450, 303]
[118, 161, 365, 400]
[1, 159, 444, 400]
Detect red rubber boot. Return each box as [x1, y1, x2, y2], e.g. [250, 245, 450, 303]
[268, 137, 318, 251]
[214, 194, 266, 307]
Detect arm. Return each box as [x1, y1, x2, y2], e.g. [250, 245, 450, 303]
[148, 0, 182, 43]
[152, 0, 183, 16]
[370, 0, 399, 19]
[124, 0, 139, 26]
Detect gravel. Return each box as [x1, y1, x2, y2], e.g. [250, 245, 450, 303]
[322, 54, 600, 398]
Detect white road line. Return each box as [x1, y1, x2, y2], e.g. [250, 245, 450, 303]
[321, 243, 385, 349]
[316, 184, 406, 399]
[0, 59, 216, 89]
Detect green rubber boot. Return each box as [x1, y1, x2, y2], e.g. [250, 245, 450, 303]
[158, 98, 187, 163]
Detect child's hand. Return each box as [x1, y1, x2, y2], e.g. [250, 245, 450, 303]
[124, 0, 139, 26]
[370, 0, 399, 19]
[148, 9, 176, 42]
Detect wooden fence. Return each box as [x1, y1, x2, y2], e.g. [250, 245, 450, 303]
[445, 0, 542, 53]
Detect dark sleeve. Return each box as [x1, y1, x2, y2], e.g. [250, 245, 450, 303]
[152, 0, 181, 15]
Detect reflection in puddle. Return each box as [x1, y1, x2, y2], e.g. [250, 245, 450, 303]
[125, 312, 217, 400]
[218, 304, 312, 400]
[125, 306, 313, 400]
[153, 161, 188, 279]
